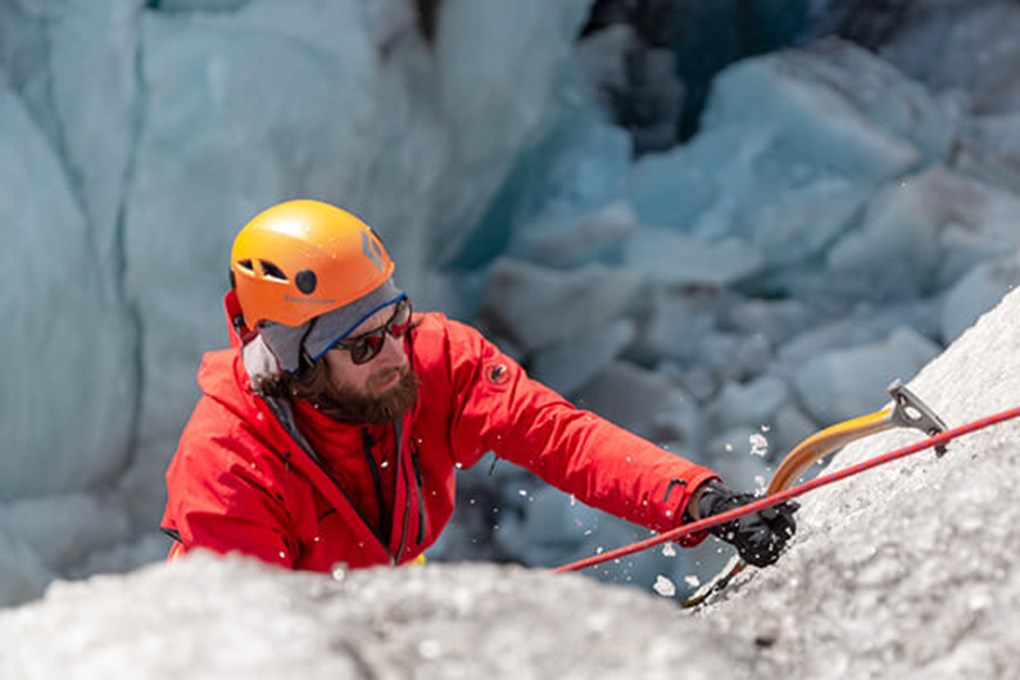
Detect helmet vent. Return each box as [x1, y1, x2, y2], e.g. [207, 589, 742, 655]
[259, 260, 288, 282]
[236, 259, 255, 274]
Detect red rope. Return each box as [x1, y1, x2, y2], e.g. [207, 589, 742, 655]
[553, 404, 1020, 574]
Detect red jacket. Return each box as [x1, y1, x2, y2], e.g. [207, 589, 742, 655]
[161, 293, 717, 570]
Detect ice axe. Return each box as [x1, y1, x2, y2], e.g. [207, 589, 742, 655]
[681, 379, 948, 608]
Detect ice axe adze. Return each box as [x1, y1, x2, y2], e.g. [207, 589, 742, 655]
[681, 379, 948, 608]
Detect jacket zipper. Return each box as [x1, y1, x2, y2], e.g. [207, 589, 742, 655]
[410, 447, 427, 544]
[393, 420, 411, 564]
[361, 428, 391, 546]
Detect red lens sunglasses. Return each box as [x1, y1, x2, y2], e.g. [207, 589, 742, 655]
[332, 297, 412, 365]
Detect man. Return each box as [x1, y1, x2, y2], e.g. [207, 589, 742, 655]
[162, 199, 797, 572]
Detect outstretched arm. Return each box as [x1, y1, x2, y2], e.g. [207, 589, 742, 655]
[442, 319, 717, 540]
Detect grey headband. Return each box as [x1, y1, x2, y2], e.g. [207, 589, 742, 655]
[257, 278, 404, 373]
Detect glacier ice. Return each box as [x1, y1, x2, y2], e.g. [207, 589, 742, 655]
[0, 81, 135, 500]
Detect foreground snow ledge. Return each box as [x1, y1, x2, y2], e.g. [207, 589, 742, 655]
[0, 554, 745, 679]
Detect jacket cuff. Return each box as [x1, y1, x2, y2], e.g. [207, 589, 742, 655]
[673, 471, 720, 547]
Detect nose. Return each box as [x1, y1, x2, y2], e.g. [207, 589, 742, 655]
[375, 330, 408, 368]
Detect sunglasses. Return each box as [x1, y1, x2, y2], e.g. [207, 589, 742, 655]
[332, 297, 413, 365]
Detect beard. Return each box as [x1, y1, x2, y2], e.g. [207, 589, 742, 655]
[313, 366, 419, 425]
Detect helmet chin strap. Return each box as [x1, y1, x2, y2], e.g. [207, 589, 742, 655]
[297, 315, 319, 368]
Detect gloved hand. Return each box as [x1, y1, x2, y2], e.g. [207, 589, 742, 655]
[687, 480, 799, 567]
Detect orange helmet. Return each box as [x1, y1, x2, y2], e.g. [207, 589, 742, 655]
[230, 199, 394, 328]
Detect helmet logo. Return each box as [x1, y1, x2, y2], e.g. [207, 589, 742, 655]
[361, 231, 385, 272]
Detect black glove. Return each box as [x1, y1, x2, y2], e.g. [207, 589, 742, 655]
[689, 480, 799, 568]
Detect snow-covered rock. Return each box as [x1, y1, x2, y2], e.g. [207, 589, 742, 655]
[0, 554, 744, 679]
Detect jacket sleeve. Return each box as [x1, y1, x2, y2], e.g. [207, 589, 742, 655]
[442, 318, 718, 542]
[162, 397, 299, 568]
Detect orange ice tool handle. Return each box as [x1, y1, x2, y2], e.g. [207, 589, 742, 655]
[766, 379, 948, 495]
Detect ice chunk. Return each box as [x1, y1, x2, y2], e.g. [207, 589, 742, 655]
[725, 297, 814, 348]
[492, 486, 645, 571]
[652, 575, 676, 598]
[793, 326, 941, 424]
[573, 362, 702, 450]
[623, 133, 727, 231]
[635, 287, 726, 364]
[530, 319, 637, 396]
[941, 254, 1020, 343]
[706, 38, 959, 176]
[828, 166, 1020, 298]
[708, 376, 791, 431]
[735, 177, 868, 269]
[482, 259, 643, 351]
[623, 230, 763, 287]
[748, 433, 769, 458]
[696, 331, 773, 386]
[707, 427, 757, 459]
[66, 532, 172, 580]
[510, 201, 640, 269]
[154, 0, 250, 10]
[576, 24, 634, 97]
[776, 300, 942, 372]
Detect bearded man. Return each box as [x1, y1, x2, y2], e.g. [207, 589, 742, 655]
[161, 199, 797, 570]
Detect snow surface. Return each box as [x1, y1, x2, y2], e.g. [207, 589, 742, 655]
[3, 287, 1019, 677]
